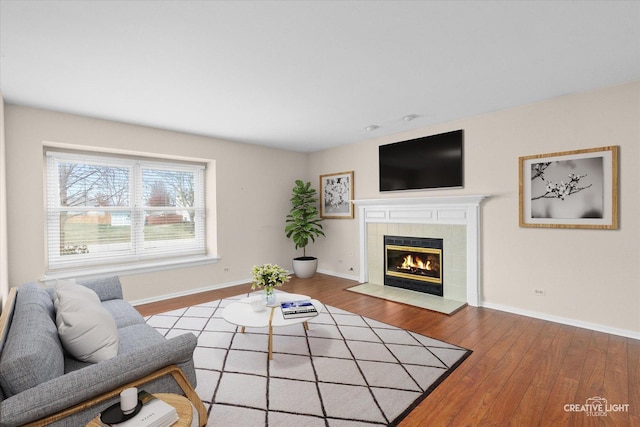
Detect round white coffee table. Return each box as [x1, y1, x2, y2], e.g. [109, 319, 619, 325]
[222, 292, 323, 359]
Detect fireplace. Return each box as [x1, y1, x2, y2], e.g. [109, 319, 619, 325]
[384, 235, 444, 297]
[353, 196, 488, 307]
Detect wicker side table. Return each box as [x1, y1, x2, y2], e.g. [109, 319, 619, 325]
[87, 393, 193, 426]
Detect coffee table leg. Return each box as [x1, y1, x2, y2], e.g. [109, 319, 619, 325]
[268, 307, 275, 360]
[241, 326, 245, 333]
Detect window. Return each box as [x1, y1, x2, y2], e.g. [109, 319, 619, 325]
[45, 151, 206, 272]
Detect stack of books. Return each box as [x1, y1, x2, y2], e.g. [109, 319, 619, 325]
[281, 300, 318, 319]
[99, 390, 178, 427]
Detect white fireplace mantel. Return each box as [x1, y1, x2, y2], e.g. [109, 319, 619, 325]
[353, 195, 489, 307]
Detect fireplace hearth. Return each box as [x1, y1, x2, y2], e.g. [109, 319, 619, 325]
[384, 235, 443, 297]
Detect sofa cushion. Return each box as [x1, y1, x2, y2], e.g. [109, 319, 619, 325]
[0, 284, 64, 397]
[101, 299, 145, 328]
[77, 276, 124, 301]
[63, 323, 166, 373]
[117, 323, 167, 355]
[55, 284, 119, 363]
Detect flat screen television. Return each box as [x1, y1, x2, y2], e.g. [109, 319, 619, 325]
[379, 129, 464, 192]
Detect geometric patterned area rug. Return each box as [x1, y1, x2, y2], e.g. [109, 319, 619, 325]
[145, 292, 472, 426]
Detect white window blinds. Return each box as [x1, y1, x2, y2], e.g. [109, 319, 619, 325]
[45, 151, 206, 271]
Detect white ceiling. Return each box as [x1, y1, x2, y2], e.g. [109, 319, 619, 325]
[1, 1, 639, 152]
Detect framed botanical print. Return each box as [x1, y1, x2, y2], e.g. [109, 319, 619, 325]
[320, 171, 354, 219]
[519, 146, 618, 229]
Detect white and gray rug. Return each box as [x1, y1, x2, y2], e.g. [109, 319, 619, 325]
[145, 292, 471, 426]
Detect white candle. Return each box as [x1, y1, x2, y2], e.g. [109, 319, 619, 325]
[120, 387, 138, 415]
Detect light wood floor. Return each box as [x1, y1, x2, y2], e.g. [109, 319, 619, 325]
[136, 274, 640, 426]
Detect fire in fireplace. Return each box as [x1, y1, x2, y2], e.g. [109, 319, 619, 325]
[384, 236, 443, 297]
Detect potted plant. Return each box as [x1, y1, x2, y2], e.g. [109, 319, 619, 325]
[285, 180, 325, 278]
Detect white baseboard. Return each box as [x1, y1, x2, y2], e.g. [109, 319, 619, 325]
[130, 278, 250, 306]
[317, 268, 359, 281]
[481, 301, 640, 340]
[130, 269, 357, 307]
[322, 269, 639, 339]
[130, 272, 638, 340]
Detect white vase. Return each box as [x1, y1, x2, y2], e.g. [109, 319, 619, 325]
[292, 257, 318, 279]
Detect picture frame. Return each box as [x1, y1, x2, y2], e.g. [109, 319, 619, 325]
[519, 146, 618, 229]
[320, 171, 354, 219]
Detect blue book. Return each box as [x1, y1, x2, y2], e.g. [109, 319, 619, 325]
[281, 300, 317, 318]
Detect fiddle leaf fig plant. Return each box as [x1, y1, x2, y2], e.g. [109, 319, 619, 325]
[285, 180, 325, 257]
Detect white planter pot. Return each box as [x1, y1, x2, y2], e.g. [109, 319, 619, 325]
[292, 257, 318, 279]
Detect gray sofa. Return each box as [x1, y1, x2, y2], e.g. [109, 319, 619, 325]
[0, 277, 207, 427]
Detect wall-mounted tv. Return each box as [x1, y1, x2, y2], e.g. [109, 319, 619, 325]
[379, 129, 464, 192]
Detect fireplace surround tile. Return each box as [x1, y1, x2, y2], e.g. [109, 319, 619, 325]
[367, 223, 467, 302]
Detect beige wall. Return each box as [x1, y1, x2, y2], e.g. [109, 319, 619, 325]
[309, 81, 640, 336]
[0, 93, 8, 307]
[4, 82, 639, 336]
[4, 106, 307, 301]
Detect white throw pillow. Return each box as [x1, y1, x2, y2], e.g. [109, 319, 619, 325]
[54, 280, 119, 363]
[57, 306, 119, 363]
[54, 279, 101, 309]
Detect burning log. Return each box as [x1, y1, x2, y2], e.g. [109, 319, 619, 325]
[396, 254, 438, 277]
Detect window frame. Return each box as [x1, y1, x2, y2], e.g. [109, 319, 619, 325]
[45, 150, 208, 273]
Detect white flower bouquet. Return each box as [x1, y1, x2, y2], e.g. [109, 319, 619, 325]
[250, 263, 290, 292]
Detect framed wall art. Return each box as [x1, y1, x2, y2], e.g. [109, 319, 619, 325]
[519, 146, 618, 229]
[320, 171, 354, 219]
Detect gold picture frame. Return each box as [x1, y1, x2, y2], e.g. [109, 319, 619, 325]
[320, 171, 354, 219]
[519, 146, 618, 229]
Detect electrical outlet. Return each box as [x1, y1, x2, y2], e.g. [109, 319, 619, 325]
[533, 289, 546, 296]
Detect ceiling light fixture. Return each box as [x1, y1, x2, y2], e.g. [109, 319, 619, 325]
[403, 114, 418, 121]
[365, 125, 379, 132]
